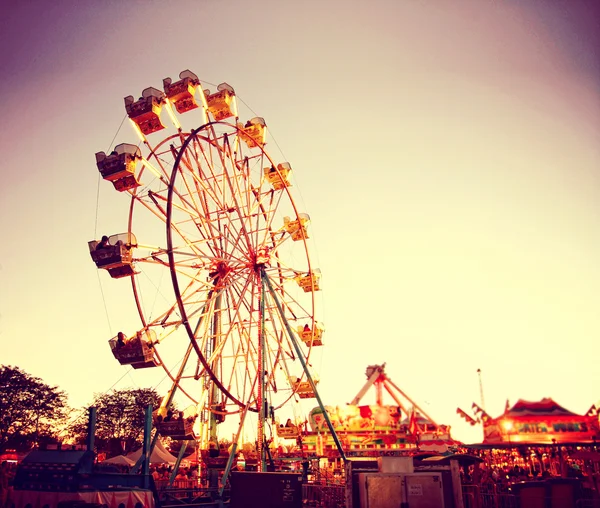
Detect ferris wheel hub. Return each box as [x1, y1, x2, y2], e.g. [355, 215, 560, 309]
[254, 246, 271, 266]
[209, 261, 232, 285]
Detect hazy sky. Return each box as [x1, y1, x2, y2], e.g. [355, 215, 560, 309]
[0, 0, 599, 444]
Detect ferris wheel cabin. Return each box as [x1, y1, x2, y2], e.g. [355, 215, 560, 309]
[154, 408, 197, 440]
[95, 143, 142, 192]
[297, 322, 325, 346]
[290, 376, 319, 399]
[284, 214, 310, 241]
[124, 87, 166, 135]
[238, 117, 267, 148]
[275, 418, 300, 439]
[163, 70, 200, 114]
[264, 162, 292, 190]
[108, 330, 158, 369]
[296, 269, 321, 292]
[204, 83, 236, 121]
[88, 232, 137, 279]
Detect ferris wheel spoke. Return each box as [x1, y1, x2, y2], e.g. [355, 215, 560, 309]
[264, 270, 314, 317]
[213, 142, 255, 255]
[151, 346, 200, 405]
[132, 192, 171, 225]
[144, 148, 174, 182]
[249, 187, 285, 243]
[171, 159, 209, 220]
[218, 277, 266, 405]
[264, 302, 296, 361]
[133, 189, 211, 264]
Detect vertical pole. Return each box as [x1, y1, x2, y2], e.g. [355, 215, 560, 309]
[375, 378, 383, 407]
[207, 288, 222, 491]
[257, 275, 267, 472]
[142, 404, 153, 488]
[450, 459, 465, 508]
[86, 406, 97, 454]
[477, 368, 485, 411]
[169, 442, 189, 486]
[219, 404, 250, 498]
[262, 268, 347, 462]
[210, 290, 222, 441]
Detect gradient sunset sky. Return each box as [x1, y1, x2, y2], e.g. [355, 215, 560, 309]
[0, 0, 599, 443]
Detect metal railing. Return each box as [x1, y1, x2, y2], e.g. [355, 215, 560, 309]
[462, 483, 600, 508]
[302, 483, 346, 508]
[462, 484, 517, 508]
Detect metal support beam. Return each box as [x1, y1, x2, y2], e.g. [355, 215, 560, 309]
[169, 441, 189, 486]
[142, 405, 153, 488]
[262, 268, 347, 462]
[219, 398, 251, 498]
[86, 406, 96, 453]
[350, 366, 383, 406]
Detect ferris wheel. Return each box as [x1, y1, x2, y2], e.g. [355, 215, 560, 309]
[88, 70, 331, 470]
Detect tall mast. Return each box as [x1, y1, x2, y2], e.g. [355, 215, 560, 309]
[477, 368, 485, 411]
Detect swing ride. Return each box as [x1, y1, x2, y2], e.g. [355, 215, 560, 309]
[88, 70, 345, 486]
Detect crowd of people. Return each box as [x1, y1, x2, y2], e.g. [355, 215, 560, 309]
[150, 464, 200, 489]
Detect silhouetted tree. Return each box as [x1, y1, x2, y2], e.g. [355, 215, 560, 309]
[68, 388, 163, 456]
[0, 365, 68, 453]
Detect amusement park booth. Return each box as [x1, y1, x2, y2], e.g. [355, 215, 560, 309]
[480, 398, 600, 446]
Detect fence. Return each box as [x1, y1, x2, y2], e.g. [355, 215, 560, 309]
[463, 485, 518, 508]
[302, 483, 346, 508]
[462, 481, 600, 508]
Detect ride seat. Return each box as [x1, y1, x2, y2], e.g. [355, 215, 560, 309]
[276, 425, 300, 438]
[89, 234, 137, 279]
[289, 376, 318, 399]
[109, 332, 158, 368]
[156, 416, 196, 440]
[297, 323, 324, 346]
[284, 214, 310, 241]
[95, 143, 141, 192]
[296, 270, 321, 292]
[238, 117, 267, 148]
[124, 87, 166, 135]
[163, 70, 200, 114]
[264, 162, 292, 190]
[205, 83, 236, 121]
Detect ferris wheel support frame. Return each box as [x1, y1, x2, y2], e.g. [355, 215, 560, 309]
[164, 122, 249, 409]
[257, 276, 267, 472]
[261, 268, 347, 463]
[218, 397, 252, 498]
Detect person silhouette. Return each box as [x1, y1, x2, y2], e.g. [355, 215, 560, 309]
[97, 235, 110, 250]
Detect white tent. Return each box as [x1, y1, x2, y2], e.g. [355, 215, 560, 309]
[101, 454, 135, 466]
[126, 439, 178, 464]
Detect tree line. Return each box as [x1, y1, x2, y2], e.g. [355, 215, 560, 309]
[0, 365, 167, 457]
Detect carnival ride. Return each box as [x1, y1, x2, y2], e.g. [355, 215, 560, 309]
[276, 363, 459, 458]
[89, 70, 344, 489]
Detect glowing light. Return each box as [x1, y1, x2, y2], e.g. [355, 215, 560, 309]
[129, 118, 146, 142]
[501, 419, 513, 432]
[196, 85, 209, 125]
[141, 158, 163, 179]
[164, 100, 181, 130]
[231, 95, 239, 119]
